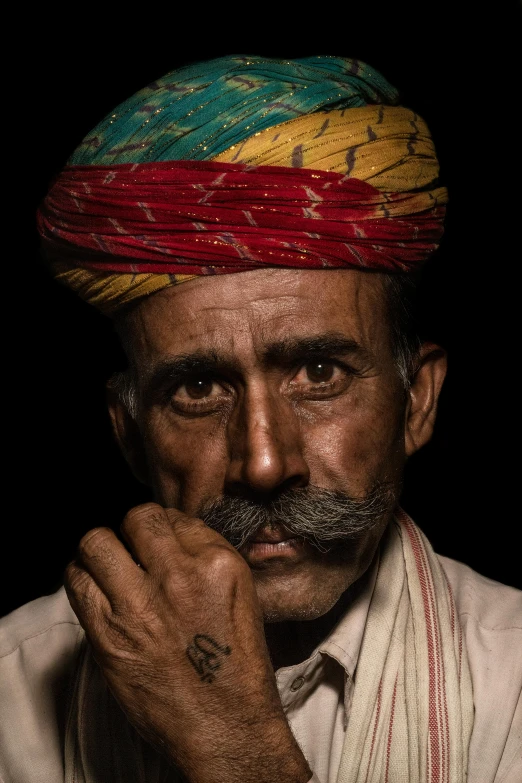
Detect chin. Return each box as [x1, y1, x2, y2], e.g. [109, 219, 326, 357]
[251, 530, 386, 623]
[254, 569, 355, 624]
[261, 603, 338, 623]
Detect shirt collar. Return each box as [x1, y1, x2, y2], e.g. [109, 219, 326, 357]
[316, 552, 379, 677]
[275, 552, 379, 680]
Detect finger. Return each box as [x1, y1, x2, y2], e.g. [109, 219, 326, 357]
[120, 502, 238, 570]
[161, 508, 249, 587]
[119, 502, 209, 570]
[64, 558, 111, 634]
[164, 507, 238, 556]
[74, 526, 145, 604]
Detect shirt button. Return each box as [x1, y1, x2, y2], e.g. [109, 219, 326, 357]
[290, 676, 305, 692]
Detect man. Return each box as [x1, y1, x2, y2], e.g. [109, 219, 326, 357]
[1, 54, 520, 783]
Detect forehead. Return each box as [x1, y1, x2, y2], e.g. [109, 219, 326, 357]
[119, 268, 391, 366]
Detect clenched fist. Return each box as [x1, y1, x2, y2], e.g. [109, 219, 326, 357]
[64, 502, 311, 783]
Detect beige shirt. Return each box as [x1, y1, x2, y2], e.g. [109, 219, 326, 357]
[1, 554, 521, 783]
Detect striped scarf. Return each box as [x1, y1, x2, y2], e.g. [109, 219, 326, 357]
[336, 510, 473, 782]
[64, 511, 473, 782]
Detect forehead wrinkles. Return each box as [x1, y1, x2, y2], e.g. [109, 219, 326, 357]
[146, 298, 303, 362]
[121, 269, 389, 370]
[128, 288, 317, 358]
[191, 274, 385, 345]
[198, 295, 314, 356]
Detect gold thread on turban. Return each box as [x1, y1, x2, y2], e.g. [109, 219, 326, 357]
[214, 106, 440, 192]
[52, 105, 446, 316]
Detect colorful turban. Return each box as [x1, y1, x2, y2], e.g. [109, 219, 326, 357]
[37, 55, 447, 315]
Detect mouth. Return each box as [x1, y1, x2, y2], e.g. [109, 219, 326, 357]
[239, 524, 307, 564]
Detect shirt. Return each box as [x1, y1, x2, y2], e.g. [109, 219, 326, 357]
[0, 554, 521, 783]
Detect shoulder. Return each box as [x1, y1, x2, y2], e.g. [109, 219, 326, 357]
[438, 555, 522, 783]
[0, 589, 83, 783]
[0, 586, 80, 658]
[0, 586, 82, 705]
[438, 554, 522, 630]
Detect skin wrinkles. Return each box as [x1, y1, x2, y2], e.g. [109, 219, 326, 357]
[141, 335, 373, 405]
[110, 267, 446, 629]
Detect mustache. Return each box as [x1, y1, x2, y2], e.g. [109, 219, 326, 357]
[199, 483, 394, 552]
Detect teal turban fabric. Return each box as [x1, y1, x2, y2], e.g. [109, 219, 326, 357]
[69, 54, 399, 165]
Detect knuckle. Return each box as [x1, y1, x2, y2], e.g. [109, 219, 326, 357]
[165, 507, 201, 530]
[124, 502, 166, 524]
[122, 503, 169, 537]
[204, 544, 243, 575]
[77, 527, 114, 559]
[64, 565, 101, 618]
[64, 561, 88, 592]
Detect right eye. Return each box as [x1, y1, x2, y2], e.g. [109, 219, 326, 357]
[169, 375, 232, 414]
[177, 377, 217, 400]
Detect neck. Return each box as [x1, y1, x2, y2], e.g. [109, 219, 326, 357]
[264, 566, 372, 671]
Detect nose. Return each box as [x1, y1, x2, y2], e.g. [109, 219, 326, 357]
[224, 383, 310, 496]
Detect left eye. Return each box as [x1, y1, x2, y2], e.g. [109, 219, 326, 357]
[179, 378, 216, 399]
[293, 361, 340, 384]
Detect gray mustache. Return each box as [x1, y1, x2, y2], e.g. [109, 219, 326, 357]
[200, 484, 393, 552]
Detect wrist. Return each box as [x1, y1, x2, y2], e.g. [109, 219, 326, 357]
[178, 715, 311, 783]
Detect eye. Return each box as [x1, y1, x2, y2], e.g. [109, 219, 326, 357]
[293, 360, 340, 385]
[169, 375, 231, 413]
[179, 377, 216, 400]
[288, 359, 352, 400]
[302, 361, 336, 383]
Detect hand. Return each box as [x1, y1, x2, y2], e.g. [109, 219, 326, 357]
[64, 502, 311, 783]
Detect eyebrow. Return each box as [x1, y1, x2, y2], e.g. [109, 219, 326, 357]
[143, 333, 372, 393]
[144, 351, 226, 393]
[262, 334, 372, 367]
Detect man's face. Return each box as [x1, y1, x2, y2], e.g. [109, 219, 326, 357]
[116, 269, 411, 621]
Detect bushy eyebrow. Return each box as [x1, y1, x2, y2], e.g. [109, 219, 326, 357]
[143, 333, 373, 394]
[144, 351, 226, 394]
[262, 334, 372, 367]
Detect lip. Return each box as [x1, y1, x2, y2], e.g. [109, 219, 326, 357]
[239, 525, 307, 564]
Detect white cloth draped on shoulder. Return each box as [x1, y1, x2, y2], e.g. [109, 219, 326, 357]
[336, 509, 474, 782]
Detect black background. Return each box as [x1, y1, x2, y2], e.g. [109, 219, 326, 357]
[4, 5, 521, 619]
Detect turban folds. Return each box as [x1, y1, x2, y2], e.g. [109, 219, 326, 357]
[37, 55, 447, 315]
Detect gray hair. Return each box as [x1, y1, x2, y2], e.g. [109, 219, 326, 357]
[199, 482, 395, 552]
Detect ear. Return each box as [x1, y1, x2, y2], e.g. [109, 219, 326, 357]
[405, 342, 447, 457]
[106, 384, 150, 486]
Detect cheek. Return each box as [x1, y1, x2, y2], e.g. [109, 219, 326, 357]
[302, 388, 406, 492]
[141, 414, 230, 512]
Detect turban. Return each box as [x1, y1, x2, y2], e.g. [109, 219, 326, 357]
[37, 55, 447, 315]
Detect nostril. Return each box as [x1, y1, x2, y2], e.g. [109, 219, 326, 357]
[277, 474, 310, 493]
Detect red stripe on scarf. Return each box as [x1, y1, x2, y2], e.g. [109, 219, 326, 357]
[400, 511, 450, 783]
[385, 674, 399, 783]
[366, 678, 384, 783]
[37, 161, 445, 275]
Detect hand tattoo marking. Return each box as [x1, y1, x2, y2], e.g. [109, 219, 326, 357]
[186, 634, 232, 683]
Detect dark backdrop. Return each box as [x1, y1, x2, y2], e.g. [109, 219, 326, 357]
[4, 6, 521, 619]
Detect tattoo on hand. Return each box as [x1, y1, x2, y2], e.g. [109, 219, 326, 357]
[186, 634, 232, 683]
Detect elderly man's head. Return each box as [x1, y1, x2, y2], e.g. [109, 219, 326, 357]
[105, 266, 445, 622]
[37, 54, 448, 621]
